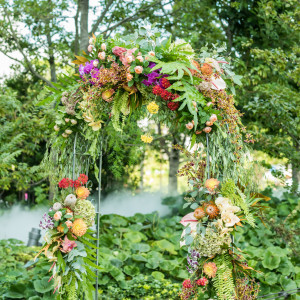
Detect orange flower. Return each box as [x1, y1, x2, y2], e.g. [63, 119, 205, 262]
[203, 262, 217, 278]
[76, 186, 90, 199]
[57, 224, 64, 233]
[71, 219, 87, 237]
[205, 178, 220, 192]
[200, 63, 213, 76]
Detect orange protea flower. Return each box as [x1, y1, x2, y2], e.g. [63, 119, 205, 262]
[190, 60, 201, 75]
[194, 207, 205, 220]
[71, 219, 87, 237]
[205, 178, 220, 193]
[203, 262, 217, 278]
[205, 203, 220, 219]
[76, 186, 90, 199]
[200, 63, 213, 76]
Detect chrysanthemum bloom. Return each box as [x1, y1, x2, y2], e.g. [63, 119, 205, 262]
[71, 219, 87, 237]
[76, 186, 90, 199]
[186, 122, 194, 130]
[87, 45, 93, 52]
[182, 279, 192, 289]
[54, 211, 62, 221]
[54, 125, 60, 131]
[134, 66, 143, 74]
[65, 220, 73, 229]
[203, 262, 217, 278]
[70, 119, 77, 125]
[141, 134, 153, 144]
[98, 51, 106, 60]
[65, 129, 72, 134]
[210, 114, 217, 122]
[203, 127, 212, 133]
[147, 102, 159, 114]
[101, 43, 106, 51]
[205, 178, 220, 192]
[102, 89, 115, 102]
[136, 55, 143, 62]
[126, 73, 133, 81]
[196, 277, 208, 286]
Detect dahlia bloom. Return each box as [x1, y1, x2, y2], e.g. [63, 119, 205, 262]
[205, 178, 220, 192]
[76, 186, 90, 199]
[71, 219, 88, 237]
[196, 277, 208, 286]
[203, 262, 217, 278]
[61, 236, 77, 253]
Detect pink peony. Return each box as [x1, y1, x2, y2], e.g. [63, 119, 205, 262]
[186, 122, 194, 130]
[87, 45, 93, 53]
[54, 211, 62, 221]
[210, 114, 217, 122]
[204, 127, 212, 133]
[134, 66, 143, 74]
[61, 236, 77, 253]
[126, 73, 133, 81]
[98, 51, 105, 60]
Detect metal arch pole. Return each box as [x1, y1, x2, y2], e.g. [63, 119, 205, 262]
[206, 133, 210, 179]
[72, 133, 78, 179]
[95, 137, 103, 300]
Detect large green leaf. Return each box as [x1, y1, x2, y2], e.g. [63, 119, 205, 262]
[33, 277, 53, 293]
[262, 250, 281, 270]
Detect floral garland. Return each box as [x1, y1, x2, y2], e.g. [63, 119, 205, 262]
[37, 174, 99, 299]
[39, 23, 260, 299]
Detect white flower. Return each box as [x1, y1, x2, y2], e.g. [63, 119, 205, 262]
[87, 45, 93, 52]
[64, 194, 77, 207]
[65, 129, 72, 134]
[65, 118, 70, 122]
[215, 197, 232, 211]
[53, 202, 62, 211]
[211, 77, 226, 90]
[221, 211, 240, 227]
[98, 51, 105, 60]
[89, 38, 94, 45]
[54, 125, 60, 131]
[93, 60, 99, 67]
[225, 205, 241, 213]
[101, 43, 106, 51]
[62, 133, 68, 138]
[70, 119, 77, 125]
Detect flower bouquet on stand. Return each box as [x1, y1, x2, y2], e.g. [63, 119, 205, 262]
[36, 174, 98, 299]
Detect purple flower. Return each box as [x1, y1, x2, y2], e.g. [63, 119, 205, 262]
[79, 64, 85, 76]
[39, 212, 54, 230]
[83, 61, 93, 74]
[149, 62, 156, 69]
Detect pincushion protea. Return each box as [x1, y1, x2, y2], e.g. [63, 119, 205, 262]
[205, 203, 220, 219]
[194, 207, 205, 220]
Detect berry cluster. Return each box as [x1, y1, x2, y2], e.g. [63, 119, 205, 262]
[58, 174, 88, 189]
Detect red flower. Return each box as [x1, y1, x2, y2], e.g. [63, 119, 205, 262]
[58, 178, 71, 189]
[78, 174, 88, 185]
[196, 277, 208, 286]
[182, 279, 192, 289]
[172, 94, 180, 100]
[167, 101, 180, 111]
[161, 78, 171, 89]
[161, 90, 173, 101]
[72, 180, 81, 188]
[152, 85, 163, 95]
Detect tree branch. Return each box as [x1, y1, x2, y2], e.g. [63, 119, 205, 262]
[4, 9, 55, 88]
[90, 0, 115, 34]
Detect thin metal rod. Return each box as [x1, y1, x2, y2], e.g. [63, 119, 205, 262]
[72, 133, 78, 179]
[95, 137, 103, 300]
[206, 133, 210, 179]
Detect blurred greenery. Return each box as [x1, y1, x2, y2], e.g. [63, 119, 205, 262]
[0, 189, 299, 299]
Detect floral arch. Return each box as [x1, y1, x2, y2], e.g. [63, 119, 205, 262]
[38, 23, 263, 300]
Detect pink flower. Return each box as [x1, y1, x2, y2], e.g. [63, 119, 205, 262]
[54, 211, 62, 221]
[206, 121, 213, 126]
[182, 279, 192, 289]
[126, 73, 133, 81]
[196, 277, 208, 286]
[186, 122, 194, 130]
[112, 46, 127, 57]
[89, 38, 94, 45]
[126, 55, 133, 64]
[210, 114, 217, 122]
[180, 212, 198, 247]
[134, 66, 143, 74]
[65, 220, 73, 228]
[93, 60, 99, 67]
[149, 51, 155, 56]
[61, 236, 77, 253]
[87, 45, 93, 53]
[207, 102, 213, 107]
[204, 127, 212, 133]
[136, 55, 143, 62]
[98, 51, 105, 60]
[101, 43, 106, 51]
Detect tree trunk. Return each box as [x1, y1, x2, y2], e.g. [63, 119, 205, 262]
[79, 0, 89, 52]
[74, 0, 80, 55]
[168, 137, 180, 195]
[291, 143, 299, 193]
[47, 32, 57, 82]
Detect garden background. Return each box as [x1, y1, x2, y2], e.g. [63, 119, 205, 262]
[0, 0, 299, 299]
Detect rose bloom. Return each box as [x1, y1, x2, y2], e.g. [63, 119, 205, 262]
[136, 55, 143, 62]
[149, 51, 155, 56]
[186, 122, 194, 130]
[65, 220, 73, 229]
[206, 121, 213, 126]
[98, 51, 106, 60]
[87, 45, 93, 52]
[54, 211, 62, 221]
[210, 114, 217, 122]
[125, 55, 133, 64]
[215, 197, 232, 212]
[126, 73, 133, 81]
[221, 211, 240, 227]
[101, 43, 106, 51]
[134, 66, 143, 74]
[203, 127, 212, 133]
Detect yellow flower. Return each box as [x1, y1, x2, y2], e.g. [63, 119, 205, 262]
[71, 219, 87, 237]
[88, 120, 104, 131]
[141, 134, 153, 144]
[203, 262, 217, 278]
[76, 186, 90, 199]
[147, 102, 159, 114]
[205, 178, 220, 192]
